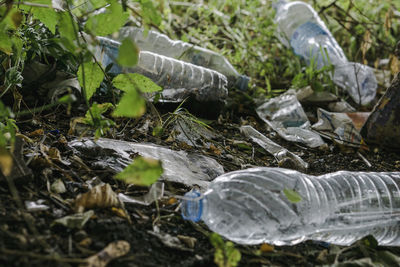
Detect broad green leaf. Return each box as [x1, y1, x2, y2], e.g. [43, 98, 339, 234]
[77, 62, 104, 101]
[58, 12, 77, 42]
[283, 188, 302, 203]
[117, 38, 139, 67]
[115, 157, 163, 186]
[85, 0, 129, 36]
[131, 74, 162, 93]
[113, 73, 162, 93]
[112, 88, 145, 118]
[1, 6, 24, 30]
[19, 0, 57, 33]
[0, 32, 13, 55]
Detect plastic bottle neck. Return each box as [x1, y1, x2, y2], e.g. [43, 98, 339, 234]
[273, 0, 288, 11]
[181, 190, 204, 222]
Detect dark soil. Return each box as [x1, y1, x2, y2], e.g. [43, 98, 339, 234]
[1, 90, 400, 267]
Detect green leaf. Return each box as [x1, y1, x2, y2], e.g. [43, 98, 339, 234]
[19, 0, 58, 34]
[115, 157, 163, 186]
[112, 88, 145, 118]
[210, 233, 241, 267]
[283, 188, 302, 203]
[113, 73, 162, 93]
[0, 32, 13, 55]
[117, 38, 139, 67]
[77, 62, 104, 101]
[84, 0, 129, 36]
[58, 11, 78, 45]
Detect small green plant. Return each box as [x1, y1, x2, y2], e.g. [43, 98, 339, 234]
[115, 156, 163, 186]
[210, 233, 241, 267]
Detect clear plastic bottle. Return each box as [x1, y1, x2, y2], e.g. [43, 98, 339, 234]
[274, 0, 377, 105]
[115, 27, 249, 91]
[181, 167, 400, 246]
[95, 37, 228, 102]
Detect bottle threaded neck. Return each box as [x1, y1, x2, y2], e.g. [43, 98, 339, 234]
[181, 190, 203, 222]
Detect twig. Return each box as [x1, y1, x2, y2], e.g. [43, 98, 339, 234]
[357, 151, 372, 168]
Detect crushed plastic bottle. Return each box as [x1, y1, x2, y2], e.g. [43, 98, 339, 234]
[116, 27, 249, 91]
[274, 0, 377, 105]
[181, 167, 400, 246]
[95, 37, 228, 102]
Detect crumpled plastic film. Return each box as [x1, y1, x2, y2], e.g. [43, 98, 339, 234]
[256, 93, 325, 148]
[69, 138, 224, 189]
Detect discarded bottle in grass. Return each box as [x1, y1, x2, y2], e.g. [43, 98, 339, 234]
[95, 37, 228, 102]
[181, 167, 400, 246]
[116, 27, 249, 91]
[274, 0, 377, 105]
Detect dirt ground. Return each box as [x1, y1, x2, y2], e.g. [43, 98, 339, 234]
[1, 89, 400, 267]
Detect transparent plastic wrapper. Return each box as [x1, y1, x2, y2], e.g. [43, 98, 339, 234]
[274, 0, 377, 105]
[182, 167, 400, 246]
[95, 37, 228, 103]
[116, 26, 249, 91]
[312, 108, 369, 146]
[69, 138, 224, 189]
[240, 125, 308, 171]
[256, 92, 325, 148]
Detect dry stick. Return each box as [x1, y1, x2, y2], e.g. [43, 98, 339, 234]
[353, 63, 362, 106]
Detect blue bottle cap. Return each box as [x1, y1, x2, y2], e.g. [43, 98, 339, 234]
[181, 190, 203, 222]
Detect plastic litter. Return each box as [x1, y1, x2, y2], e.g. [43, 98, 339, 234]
[240, 125, 308, 171]
[312, 108, 369, 146]
[181, 167, 400, 246]
[256, 92, 325, 148]
[25, 200, 49, 212]
[118, 182, 164, 206]
[116, 26, 249, 91]
[274, 0, 377, 105]
[361, 73, 400, 150]
[69, 138, 224, 189]
[53, 210, 94, 229]
[95, 37, 228, 103]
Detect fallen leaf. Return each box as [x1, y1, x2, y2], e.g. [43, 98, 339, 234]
[81, 240, 130, 267]
[260, 243, 274, 253]
[0, 148, 13, 176]
[75, 184, 123, 213]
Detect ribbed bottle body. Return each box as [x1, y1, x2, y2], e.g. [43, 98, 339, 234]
[95, 37, 228, 102]
[200, 168, 400, 246]
[117, 27, 248, 90]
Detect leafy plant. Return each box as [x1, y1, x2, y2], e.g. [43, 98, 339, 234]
[210, 233, 241, 267]
[115, 156, 163, 186]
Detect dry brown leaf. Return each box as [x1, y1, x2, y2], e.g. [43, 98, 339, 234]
[27, 129, 44, 137]
[75, 184, 123, 213]
[259, 243, 274, 252]
[390, 54, 400, 76]
[361, 30, 371, 63]
[81, 240, 130, 267]
[0, 148, 13, 176]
